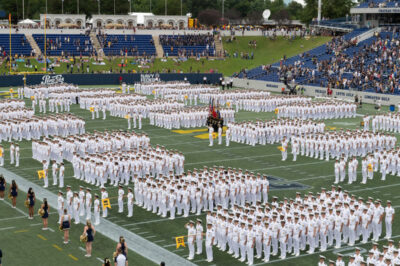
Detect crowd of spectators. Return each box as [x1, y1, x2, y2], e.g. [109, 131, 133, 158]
[159, 34, 215, 58]
[257, 27, 400, 94]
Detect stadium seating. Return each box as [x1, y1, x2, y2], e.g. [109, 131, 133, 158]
[0, 34, 32, 56]
[33, 34, 95, 56]
[239, 28, 400, 94]
[355, 0, 400, 8]
[98, 34, 156, 56]
[159, 34, 215, 57]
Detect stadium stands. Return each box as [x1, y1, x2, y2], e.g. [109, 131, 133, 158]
[97, 34, 156, 56]
[239, 28, 400, 94]
[159, 34, 215, 57]
[0, 34, 32, 57]
[32, 34, 95, 56]
[355, 0, 400, 8]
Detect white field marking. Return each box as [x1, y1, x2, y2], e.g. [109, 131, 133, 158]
[79, 247, 86, 252]
[0, 226, 16, 231]
[350, 183, 400, 193]
[154, 239, 166, 243]
[253, 234, 400, 266]
[122, 213, 198, 227]
[106, 216, 118, 220]
[136, 231, 150, 235]
[184, 145, 265, 155]
[0, 199, 28, 216]
[172, 249, 185, 253]
[250, 160, 330, 172]
[48, 227, 55, 232]
[394, 195, 400, 199]
[193, 259, 206, 263]
[185, 153, 280, 166]
[146, 235, 157, 238]
[290, 170, 363, 183]
[29, 223, 42, 226]
[97, 257, 104, 263]
[0, 214, 27, 221]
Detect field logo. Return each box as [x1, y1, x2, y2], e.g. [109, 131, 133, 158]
[41, 75, 64, 85]
[140, 73, 160, 83]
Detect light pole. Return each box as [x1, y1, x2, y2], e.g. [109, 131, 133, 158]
[180, 0, 182, 16]
[98, 0, 100, 14]
[22, 0, 24, 20]
[45, 0, 48, 14]
[317, 0, 321, 25]
[114, 0, 116, 15]
[129, 0, 131, 14]
[77, 0, 79, 14]
[150, 0, 151, 12]
[165, 0, 167, 15]
[62, 0, 64, 14]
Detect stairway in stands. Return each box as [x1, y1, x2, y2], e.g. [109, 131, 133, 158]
[214, 35, 224, 58]
[90, 32, 104, 58]
[25, 33, 41, 57]
[152, 35, 164, 58]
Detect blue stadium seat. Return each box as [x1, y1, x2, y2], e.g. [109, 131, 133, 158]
[98, 34, 156, 56]
[0, 34, 32, 56]
[33, 34, 95, 56]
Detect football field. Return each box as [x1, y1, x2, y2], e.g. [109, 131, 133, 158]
[1, 90, 399, 266]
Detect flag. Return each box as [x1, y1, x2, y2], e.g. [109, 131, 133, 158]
[37, 170, 45, 179]
[102, 198, 111, 210]
[175, 236, 185, 249]
[9, 13, 11, 23]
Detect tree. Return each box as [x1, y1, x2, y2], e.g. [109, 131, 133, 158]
[270, 9, 290, 25]
[198, 8, 221, 26]
[300, 0, 354, 24]
[225, 7, 240, 23]
[246, 10, 263, 25]
[287, 1, 304, 20]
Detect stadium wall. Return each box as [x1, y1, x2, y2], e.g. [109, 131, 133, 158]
[233, 78, 399, 106]
[1, 73, 222, 87]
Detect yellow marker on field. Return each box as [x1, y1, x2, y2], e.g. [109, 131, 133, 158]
[102, 198, 111, 210]
[89, 107, 94, 112]
[37, 170, 45, 179]
[175, 236, 185, 249]
[37, 234, 47, 240]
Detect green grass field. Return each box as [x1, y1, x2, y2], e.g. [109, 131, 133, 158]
[1, 91, 400, 266]
[1, 36, 331, 76]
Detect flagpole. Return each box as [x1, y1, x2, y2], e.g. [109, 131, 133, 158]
[129, 0, 131, 14]
[98, 0, 100, 14]
[62, 0, 64, 14]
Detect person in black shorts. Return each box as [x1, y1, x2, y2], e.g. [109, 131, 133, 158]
[40, 198, 50, 230]
[27, 188, 35, 219]
[0, 175, 6, 200]
[9, 180, 18, 208]
[83, 220, 96, 257]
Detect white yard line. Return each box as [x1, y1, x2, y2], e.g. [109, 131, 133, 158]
[350, 183, 400, 193]
[251, 161, 330, 172]
[122, 213, 198, 227]
[185, 153, 280, 166]
[0, 226, 16, 231]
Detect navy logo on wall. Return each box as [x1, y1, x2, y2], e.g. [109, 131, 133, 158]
[268, 175, 309, 191]
[41, 75, 65, 85]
